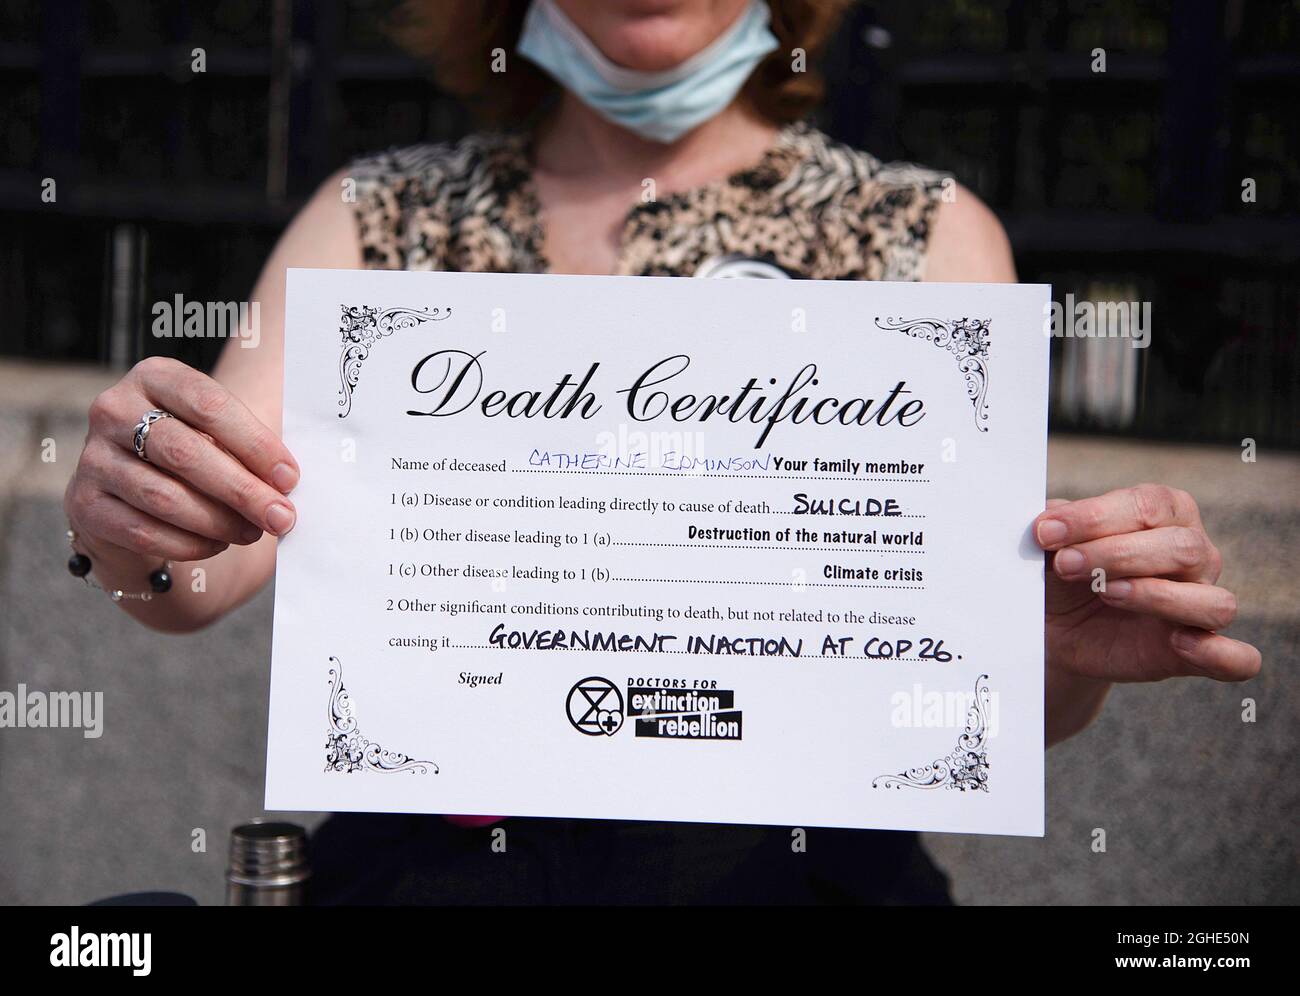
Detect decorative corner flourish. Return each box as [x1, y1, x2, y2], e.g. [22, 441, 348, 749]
[872, 674, 991, 792]
[874, 317, 991, 431]
[337, 304, 451, 417]
[325, 657, 438, 774]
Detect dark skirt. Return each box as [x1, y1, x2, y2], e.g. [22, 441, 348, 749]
[308, 814, 953, 905]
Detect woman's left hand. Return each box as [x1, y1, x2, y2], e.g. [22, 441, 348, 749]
[1034, 483, 1262, 685]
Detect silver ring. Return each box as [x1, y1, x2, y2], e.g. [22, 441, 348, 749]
[132, 409, 174, 462]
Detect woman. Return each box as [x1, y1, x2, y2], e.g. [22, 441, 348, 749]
[63, 0, 1260, 904]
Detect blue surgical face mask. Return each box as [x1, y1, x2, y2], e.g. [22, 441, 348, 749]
[517, 0, 780, 144]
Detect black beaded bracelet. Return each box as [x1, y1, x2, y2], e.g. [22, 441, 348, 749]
[66, 529, 173, 602]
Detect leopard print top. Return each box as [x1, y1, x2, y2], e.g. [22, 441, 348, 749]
[348, 121, 948, 281]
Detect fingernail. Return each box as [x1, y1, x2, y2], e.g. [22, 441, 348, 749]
[272, 462, 299, 493]
[1036, 519, 1068, 547]
[266, 503, 295, 536]
[1054, 548, 1086, 577]
[240, 523, 263, 544]
[1103, 579, 1132, 599]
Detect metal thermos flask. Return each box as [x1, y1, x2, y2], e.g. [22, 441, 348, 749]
[225, 820, 310, 906]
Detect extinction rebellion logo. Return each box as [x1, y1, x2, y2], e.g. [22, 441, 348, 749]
[566, 677, 625, 736]
[566, 677, 743, 741]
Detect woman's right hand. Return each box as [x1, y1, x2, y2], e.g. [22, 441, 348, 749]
[64, 356, 299, 566]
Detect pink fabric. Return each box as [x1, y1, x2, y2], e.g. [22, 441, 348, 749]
[443, 815, 504, 828]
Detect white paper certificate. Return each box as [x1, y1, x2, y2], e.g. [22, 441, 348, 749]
[267, 268, 1049, 836]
